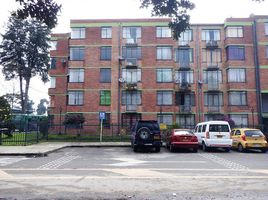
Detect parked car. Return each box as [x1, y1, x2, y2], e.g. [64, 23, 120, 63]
[194, 121, 232, 152]
[130, 120, 162, 152]
[166, 129, 198, 152]
[231, 128, 268, 153]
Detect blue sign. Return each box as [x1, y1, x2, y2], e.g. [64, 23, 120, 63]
[99, 112, 106, 120]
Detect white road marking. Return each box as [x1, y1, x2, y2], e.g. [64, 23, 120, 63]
[198, 153, 249, 170]
[0, 170, 13, 178]
[0, 157, 29, 166]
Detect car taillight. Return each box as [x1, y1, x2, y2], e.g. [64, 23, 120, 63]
[206, 131, 210, 139]
[241, 135, 246, 141]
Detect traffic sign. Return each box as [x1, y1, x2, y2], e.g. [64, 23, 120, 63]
[99, 112, 106, 120]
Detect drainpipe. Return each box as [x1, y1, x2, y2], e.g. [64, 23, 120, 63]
[196, 25, 202, 122]
[252, 19, 262, 126]
[118, 23, 122, 130]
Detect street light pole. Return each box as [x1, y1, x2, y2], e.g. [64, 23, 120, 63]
[59, 106, 62, 135]
[251, 107, 254, 128]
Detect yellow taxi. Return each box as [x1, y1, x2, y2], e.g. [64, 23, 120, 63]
[231, 128, 268, 153]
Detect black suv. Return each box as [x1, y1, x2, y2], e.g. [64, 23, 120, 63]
[130, 120, 162, 152]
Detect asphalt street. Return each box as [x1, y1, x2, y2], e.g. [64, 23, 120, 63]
[0, 147, 268, 200]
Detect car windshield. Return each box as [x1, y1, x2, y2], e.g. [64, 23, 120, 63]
[137, 122, 160, 131]
[245, 130, 264, 137]
[174, 130, 193, 135]
[209, 124, 230, 132]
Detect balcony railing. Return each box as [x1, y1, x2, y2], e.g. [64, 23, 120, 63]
[207, 106, 220, 113]
[126, 104, 137, 112]
[178, 40, 190, 47]
[125, 38, 138, 46]
[180, 105, 192, 113]
[125, 83, 138, 90]
[206, 40, 218, 49]
[125, 58, 138, 68]
[207, 62, 219, 70]
[179, 82, 191, 91]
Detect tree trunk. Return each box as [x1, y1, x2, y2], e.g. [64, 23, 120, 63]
[24, 78, 31, 113]
[19, 73, 25, 114]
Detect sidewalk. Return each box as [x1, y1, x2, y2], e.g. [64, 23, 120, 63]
[0, 142, 130, 156]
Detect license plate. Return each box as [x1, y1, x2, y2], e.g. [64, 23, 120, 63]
[253, 144, 261, 147]
[154, 135, 160, 139]
[217, 135, 223, 138]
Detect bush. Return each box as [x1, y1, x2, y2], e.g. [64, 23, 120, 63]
[63, 114, 85, 126]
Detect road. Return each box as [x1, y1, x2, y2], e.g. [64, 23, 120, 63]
[0, 147, 268, 200]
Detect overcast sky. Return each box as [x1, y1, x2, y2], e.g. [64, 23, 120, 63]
[0, 0, 268, 109]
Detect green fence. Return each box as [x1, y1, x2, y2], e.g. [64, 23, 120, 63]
[0, 131, 44, 146]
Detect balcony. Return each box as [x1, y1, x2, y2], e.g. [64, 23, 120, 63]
[178, 40, 190, 48]
[178, 82, 191, 91]
[126, 104, 138, 112]
[125, 58, 138, 68]
[207, 62, 219, 70]
[180, 105, 192, 113]
[125, 38, 138, 46]
[178, 61, 191, 70]
[207, 80, 219, 91]
[125, 83, 138, 90]
[206, 40, 218, 49]
[207, 106, 220, 113]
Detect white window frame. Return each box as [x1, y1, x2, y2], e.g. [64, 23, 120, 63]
[122, 68, 141, 83]
[69, 69, 84, 83]
[175, 71, 194, 83]
[202, 29, 221, 41]
[157, 114, 173, 125]
[71, 28, 85, 39]
[229, 91, 247, 106]
[156, 27, 171, 38]
[157, 91, 173, 105]
[157, 68, 173, 83]
[226, 26, 243, 38]
[157, 46, 172, 60]
[49, 41, 57, 51]
[227, 68, 246, 83]
[68, 91, 84, 105]
[101, 27, 112, 38]
[122, 27, 141, 39]
[50, 77, 56, 88]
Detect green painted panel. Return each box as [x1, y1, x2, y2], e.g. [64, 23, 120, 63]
[260, 66, 268, 69]
[261, 90, 268, 93]
[224, 22, 253, 27]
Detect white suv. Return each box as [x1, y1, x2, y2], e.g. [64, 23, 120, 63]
[194, 121, 232, 152]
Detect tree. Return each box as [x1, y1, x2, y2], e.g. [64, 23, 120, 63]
[140, 0, 195, 40]
[36, 98, 49, 115]
[0, 15, 50, 114]
[0, 96, 12, 122]
[13, 0, 61, 29]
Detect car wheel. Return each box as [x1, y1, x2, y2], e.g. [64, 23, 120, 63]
[137, 127, 150, 140]
[192, 148, 198, 153]
[261, 149, 267, 153]
[202, 143, 208, 152]
[155, 146, 160, 153]
[133, 145, 138, 152]
[238, 144, 244, 152]
[224, 148, 230, 152]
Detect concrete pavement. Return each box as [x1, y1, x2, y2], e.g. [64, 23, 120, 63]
[0, 142, 130, 156]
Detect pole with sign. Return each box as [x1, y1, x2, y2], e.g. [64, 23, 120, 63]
[99, 112, 106, 142]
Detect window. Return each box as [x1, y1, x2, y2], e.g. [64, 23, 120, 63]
[122, 91, 141, 105]
[68, 91, 84, 105]
[265, 23, 268, 36]
[50, 77, 56, 88]
[156, 27, 171, 38]
[69, 69, 84, 83]
[175, 92, 195, 106]
[157, 91, 172, 105]
[157, 46, 172, 60]
[202, 29, 220, 41]
[71, 28, 85, 39]
[122, 68, 141, 83]
[226, 26, 243, 38]
[204, 114, 223, 121]
[70, 47, 85, 60]
[229, 91, 247, 106]
[176, 115, 195, 129]
[204, 93, 223, 106]
[202, 49, 221, 63]
[178, 29, 193, 43]
[230, 114, 248, 127]
[123, 27, 141, 39]
[50, 57, 57, 69]
[157, 114, 173, 125]
[227, 68, 246, 82]
[227, 46, 245, 60]
[100, 46, 112, 60]
[100, 68, 111, 83]
[122, 47, 141, 59]
[101, 27, 112, 38]
[156, 69, 172, 83]
[175, 48, 193, 63]
[175, 71, 194, 83]
[203, 70, 222, 83]
[100, 90, 111, 105]
[49, 41, 57, 50]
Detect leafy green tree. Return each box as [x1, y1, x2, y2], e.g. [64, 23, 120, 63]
[0, 16, 50, 114]
[36, 98, 49, 115]
[13, 0, 61, 29]
[0, 96, 12, 122]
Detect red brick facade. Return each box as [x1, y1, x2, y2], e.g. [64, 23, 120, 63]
[48, 16, 268, 130]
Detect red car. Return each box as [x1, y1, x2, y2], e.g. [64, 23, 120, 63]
[166, 129, 199, 152]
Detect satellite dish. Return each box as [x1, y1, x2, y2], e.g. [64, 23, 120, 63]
[118, 78, 125, 83]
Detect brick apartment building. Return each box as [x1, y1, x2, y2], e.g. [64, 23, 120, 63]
[48, 15, 268, 131]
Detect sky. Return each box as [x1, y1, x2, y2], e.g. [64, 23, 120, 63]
[0, 0, 268, 110]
